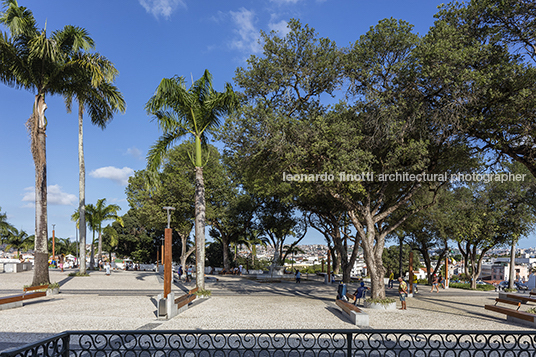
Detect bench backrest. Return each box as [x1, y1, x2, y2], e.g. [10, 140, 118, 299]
[23, 285, 49, 293]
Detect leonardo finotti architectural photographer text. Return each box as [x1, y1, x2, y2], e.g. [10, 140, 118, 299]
[282, 172, 527, 183]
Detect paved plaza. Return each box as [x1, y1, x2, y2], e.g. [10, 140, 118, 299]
[0, 269, 533, 351]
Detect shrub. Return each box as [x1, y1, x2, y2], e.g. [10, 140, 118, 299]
[194, 289, 211, 297]
[527, 307, 536, 315]
[365, 297, 396, 305]
[68, 272, 90, 277]
[449, 282, 495, 291]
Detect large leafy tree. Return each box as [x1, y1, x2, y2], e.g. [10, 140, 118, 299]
[428, 2, 536, 179]
[0, 0, 107, 285]
[64, 53, 125, 275]
[145, 70, 238, 289]
[222, 19, 475, 299]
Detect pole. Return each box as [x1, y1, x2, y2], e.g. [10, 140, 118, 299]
[327, 249, 331, 284]
[409, 251, 414, 295]
[52, 224, 56, 262]
[164, 228, 172, 298]
[445, 255, 449, 289]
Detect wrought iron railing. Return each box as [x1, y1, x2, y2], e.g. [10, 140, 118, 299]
[2, 330, 535, 357]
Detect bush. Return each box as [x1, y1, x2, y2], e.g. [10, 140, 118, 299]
[194, 289, 211, 297]
[68, 272, 90, 277]
[449, 282, 495, 291]
[365, 297, 396, 305]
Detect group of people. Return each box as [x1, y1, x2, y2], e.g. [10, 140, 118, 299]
[176, 265, 194, 282]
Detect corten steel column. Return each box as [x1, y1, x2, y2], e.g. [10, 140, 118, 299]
[161, 245, 164, 266]
[445, 256, 449, 289]
[164, 228, 172, 298]
[162, 206, 175, 299]
[52, 224, 56, 262]
[409, 251, 414, 294]
[327, 249, 331, 283]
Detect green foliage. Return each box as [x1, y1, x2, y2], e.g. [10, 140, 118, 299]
[365, 297, 397, 305]
[300, 264, 323, 274]
[527, 307, 536, 315]
[382, 245, 422, 277]
[68, 272, 90, 277]
[194, 289, 211, 297]
[449, 282, 495, 291]
[48, 282, 60, 289]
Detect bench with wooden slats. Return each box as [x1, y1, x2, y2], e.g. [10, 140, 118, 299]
[505, 293, 536, 304]
[484, 304, 535, 323]
[335, 299, 369, 326]
[174, 287, 199, 310]
[494, 298, 521, 310]
[0, 285, 50, 308]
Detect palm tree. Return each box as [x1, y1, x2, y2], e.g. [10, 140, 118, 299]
[63, 53, 126, 275]
[90, 198, 123, 267]
[145, 69, 239, 289]
[0, 0, 103, 286]
[0, 207, 14, 239]
[3, 227, 33, 259]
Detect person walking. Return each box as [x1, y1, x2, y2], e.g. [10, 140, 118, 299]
[431, 274, 440, 293]
[439, 273, 445, 289]
[388, 270, 394, 289]
[413, 274, 418, 293]
[295, 269, 301, 283]
[178, 265, 183, 281]
[398, 277, 408, 310]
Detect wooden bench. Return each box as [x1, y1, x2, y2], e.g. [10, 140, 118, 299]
[335, 299, 369, 326]
[0, 285, 49, 310]
[494, 298, 521, 310]
[505, 294, 536, 304]
[530, 291, 536, 297]
[484, 304, 535, 323]
[174, 287, 199, 310]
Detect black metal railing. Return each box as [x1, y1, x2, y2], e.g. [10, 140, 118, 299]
[2, 330, 536, 357]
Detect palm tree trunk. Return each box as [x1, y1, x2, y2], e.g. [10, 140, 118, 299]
[31, 94, 50, 287]
[78, 101, 87, 274]
[97, 225, 103, 269]
[195, 166, 206, 290]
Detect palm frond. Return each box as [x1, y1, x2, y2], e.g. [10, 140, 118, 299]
[146, 129, 188, 172]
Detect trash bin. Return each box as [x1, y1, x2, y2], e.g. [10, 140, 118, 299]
[337, 282, 347, 300]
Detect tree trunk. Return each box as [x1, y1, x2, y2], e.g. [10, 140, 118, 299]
[97, 227, 103, 269]
[31, 94, 50, 287]
[195, 166, 206, 290]
[78, 101, 87, 275]
[222, 235, 231, 271]
[509, 238, 516, 289]
[350, 211, 386, 299]
[332, 248, 340, 274]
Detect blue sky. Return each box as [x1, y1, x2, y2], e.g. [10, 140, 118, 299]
[2, 0, 534, 248]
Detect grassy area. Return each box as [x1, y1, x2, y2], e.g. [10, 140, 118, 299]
[449, 282, 495, 291]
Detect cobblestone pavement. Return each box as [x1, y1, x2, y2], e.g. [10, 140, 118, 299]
[0, 269, 533, 351]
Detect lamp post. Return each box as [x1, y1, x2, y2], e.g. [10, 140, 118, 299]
[162, 206, 175, 298]
[52, 224, 56, 263]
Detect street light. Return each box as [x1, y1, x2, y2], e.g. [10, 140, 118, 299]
[163, 206, 175, 228]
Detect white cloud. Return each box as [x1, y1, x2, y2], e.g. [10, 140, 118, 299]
[229, 8, 262, 54]
[269, 0, 301, 4]
[22, 185, 77, 206]
[90, 166, 134, 186]
[139, 0, 186, 19]
[125, 147, 143, 160]
[268, 19, 290, 37]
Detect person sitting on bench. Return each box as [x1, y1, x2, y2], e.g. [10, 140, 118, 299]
[353, 282, 369, 306]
